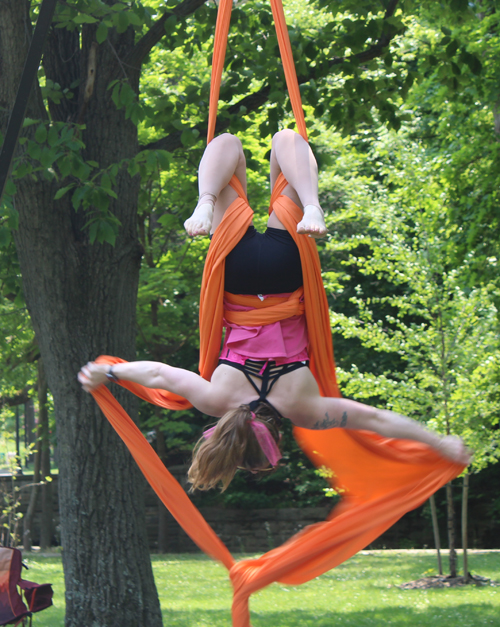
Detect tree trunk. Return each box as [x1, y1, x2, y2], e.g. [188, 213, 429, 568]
[429, 494, 443, 575]
[462, 473, 469, 582]
[0, 3, 162, 625]
[445, 481, 457, 577]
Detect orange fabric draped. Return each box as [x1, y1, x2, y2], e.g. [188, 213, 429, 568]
[89, 2, 466, 626]
[224, 287, 305, 326]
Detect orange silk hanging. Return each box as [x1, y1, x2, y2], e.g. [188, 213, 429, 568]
[90, 1, 466, 626]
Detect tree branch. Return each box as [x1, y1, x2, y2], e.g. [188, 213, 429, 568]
[126, 0, 209, 68]
[0, 387, 32, 407]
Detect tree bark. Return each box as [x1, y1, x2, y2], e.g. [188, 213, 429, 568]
[0, 3, 162, 625]
[446, 481, 457, 577]
[429, 494, 443, 575]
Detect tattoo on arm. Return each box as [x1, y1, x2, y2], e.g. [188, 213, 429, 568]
[340, 411, 348, 427]
[311, 411, 348, 430]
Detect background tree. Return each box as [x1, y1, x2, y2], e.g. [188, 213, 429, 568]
[325, 128, 500, 575]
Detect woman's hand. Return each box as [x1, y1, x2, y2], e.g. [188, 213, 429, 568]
[436, 435, 472, 465]
[78, 361, 108, 392]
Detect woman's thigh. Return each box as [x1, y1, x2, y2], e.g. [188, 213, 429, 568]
[210, 136, 248, 232]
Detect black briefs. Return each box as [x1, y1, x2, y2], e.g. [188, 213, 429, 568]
[224, 226, 303, 295]
[218, 358, 309, 418]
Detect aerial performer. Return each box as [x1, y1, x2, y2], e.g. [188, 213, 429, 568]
[78, 0, 469, 625]
[80, 127, 469, 486]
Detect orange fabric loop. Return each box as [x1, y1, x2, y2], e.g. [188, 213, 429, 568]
[207, 0, 307, 143]
[224, 288, 305, 326]
[224, 287, 303, 309]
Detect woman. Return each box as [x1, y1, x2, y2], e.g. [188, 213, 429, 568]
[79, 130, 470, 491]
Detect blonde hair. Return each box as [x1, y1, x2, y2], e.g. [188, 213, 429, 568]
[188, 403, 281, 492]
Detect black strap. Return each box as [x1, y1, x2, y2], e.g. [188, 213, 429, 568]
[219, 358, 309, 411]
[0, 0, 58, 204]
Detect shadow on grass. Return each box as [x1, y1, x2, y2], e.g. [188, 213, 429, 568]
[28, 605, 65, 627]
[161, 603, 499, 627]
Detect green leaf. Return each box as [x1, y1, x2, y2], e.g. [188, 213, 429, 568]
[27, 142, 41, 160]
[156, 150, 171, 169]
[96, 22, 108, 44]
[39, 147, 57, 168]
[71, 186, 87, 211]
[180, 129, 199, 147]
[35, 124, 47, 144]
[13, 162, 31, 178]
[111, 83, 122, 107]
[88, 220, 99, 244]
[47, 125, 60, 147]
[54, 184, 75, 200]
[58, 157, 71, 178]
[446, 40, 458, 58]
[0, 226, 11, 247]
[465, 54, 482, 75]
[128, 160, 139, 177]
[114, 11, 129, 34]
[7, 206, 18, 229]
[101, 173, 112, 191]
[164, 14, 177, 35]
[72, 14, 98, 24]
[97, 220, 117, 245]
[126, 11, 142, 26]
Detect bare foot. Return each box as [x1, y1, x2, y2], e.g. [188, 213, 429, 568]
[184, 194, 216, 236]
[297, 205, 327, 238]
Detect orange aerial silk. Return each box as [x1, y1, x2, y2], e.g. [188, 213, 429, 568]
[90, 2, 466, 626]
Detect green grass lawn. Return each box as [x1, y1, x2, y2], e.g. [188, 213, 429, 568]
[24, 550, 500, 627]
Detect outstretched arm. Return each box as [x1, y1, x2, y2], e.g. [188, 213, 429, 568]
[78, 361, 221, 416]
[311, 397, 470, 465]
[285, 375, 471, 465]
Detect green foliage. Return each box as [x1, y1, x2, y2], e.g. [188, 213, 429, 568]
[322, 127, 500, 471]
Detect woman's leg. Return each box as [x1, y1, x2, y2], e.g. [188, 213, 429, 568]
[184, 134, 247, 236]
[268, 129, 327, 237]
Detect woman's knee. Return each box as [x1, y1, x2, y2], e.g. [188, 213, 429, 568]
[212, 133, 243, 153]
[272, 128, 299, 150]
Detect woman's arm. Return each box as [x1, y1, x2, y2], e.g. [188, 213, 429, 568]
[291, 393, 470, 465]
[78, 361, 221, 416]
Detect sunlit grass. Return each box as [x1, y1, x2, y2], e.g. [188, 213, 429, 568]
[25, 550, 500, 627]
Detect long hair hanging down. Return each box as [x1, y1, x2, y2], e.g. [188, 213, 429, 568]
[188, 403, 281, 492]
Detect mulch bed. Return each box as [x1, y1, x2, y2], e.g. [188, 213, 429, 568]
[398, 574, 500, 589]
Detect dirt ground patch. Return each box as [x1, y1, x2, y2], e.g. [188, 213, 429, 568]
[398, 574, 500, 589]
